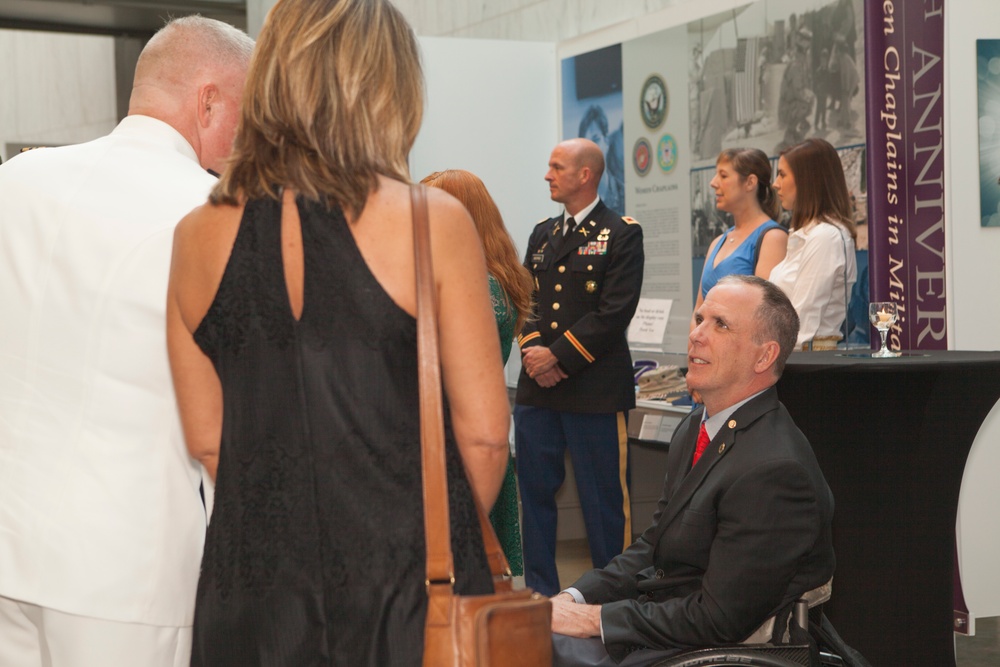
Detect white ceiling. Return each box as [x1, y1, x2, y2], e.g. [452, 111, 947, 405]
[0, 0, 246, 38]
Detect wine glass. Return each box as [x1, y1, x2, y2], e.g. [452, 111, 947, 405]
[868, 302, 899, 358]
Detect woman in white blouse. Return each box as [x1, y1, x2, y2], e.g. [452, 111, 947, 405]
[769, 138, 857, 349]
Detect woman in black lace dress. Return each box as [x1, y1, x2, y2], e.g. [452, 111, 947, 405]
[165, 1, 511, 665]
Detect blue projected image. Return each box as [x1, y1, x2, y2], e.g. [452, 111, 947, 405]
[977, 39, 1000, 227]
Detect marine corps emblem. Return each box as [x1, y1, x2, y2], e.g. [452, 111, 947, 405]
[633, 137, 652, 177]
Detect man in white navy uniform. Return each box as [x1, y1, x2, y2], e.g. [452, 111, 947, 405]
[0, 17, 253, 667]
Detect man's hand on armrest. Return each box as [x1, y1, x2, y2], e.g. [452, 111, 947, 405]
[551, 592, 602, 638]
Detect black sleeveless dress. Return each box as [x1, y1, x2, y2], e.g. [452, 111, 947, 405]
[190, 195, 492, 667]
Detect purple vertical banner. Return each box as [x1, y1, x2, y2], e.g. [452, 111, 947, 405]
[865, 0, 946, 350]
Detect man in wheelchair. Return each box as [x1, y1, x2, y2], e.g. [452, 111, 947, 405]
[551, 275, 836, 666]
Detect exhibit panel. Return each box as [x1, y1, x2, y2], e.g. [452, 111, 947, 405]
[560, 0, 868, 356]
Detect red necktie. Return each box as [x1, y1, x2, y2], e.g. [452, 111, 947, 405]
[692, 422, 710, 466]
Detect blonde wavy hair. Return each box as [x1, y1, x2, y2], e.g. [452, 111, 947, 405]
[421, 170, 534, 335]
[212, 0, 423, 217]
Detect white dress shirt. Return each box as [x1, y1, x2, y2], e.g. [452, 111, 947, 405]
[563, 196, 601, 234]
[768, 219, 857, 347]
[0, 115, 214, 626]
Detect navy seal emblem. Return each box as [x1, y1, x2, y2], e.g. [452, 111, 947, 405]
[640, 75, 668, 129]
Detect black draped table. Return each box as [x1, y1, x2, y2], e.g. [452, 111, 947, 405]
[776, 350, 1000, 666]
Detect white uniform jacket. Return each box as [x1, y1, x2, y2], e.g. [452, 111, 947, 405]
[0, 115, 213, 626]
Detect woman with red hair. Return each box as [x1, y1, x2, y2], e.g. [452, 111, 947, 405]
[422, 169, 533, 575]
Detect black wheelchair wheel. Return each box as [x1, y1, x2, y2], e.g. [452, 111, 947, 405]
[651, 646, 810, 667]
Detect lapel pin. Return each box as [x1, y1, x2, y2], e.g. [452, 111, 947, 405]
[728, 419, 736, 429]
[719, 443, 726, 454]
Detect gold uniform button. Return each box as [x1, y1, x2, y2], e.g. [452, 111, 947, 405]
[555, 284, 562, 292]
[587, 264, 593, 271]
[552, 303, 560, 310]
[558, 265, 566, 273]
[550, 322, 558, 329]
[728, 419, 737, 429]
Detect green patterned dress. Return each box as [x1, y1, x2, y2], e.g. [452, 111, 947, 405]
[487, 274, 523, 575]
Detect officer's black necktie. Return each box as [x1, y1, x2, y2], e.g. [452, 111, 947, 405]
[554, 216, 576, 254]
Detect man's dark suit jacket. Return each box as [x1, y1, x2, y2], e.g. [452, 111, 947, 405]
[571, 387, 835, 661]
[515, 200, 643, 414]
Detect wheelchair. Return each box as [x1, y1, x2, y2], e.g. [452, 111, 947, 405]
[651, 581, 871, 667]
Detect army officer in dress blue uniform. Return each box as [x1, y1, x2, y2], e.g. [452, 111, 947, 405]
[514, 138, 644, 596]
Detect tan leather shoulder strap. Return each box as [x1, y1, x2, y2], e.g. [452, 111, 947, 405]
[412, 184, 510, 590]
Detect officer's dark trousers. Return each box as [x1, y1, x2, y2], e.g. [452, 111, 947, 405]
[514, 405, 631, 596]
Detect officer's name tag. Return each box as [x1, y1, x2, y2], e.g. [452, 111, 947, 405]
[578, 241, 607, 255]
[532, 253, 546, 263]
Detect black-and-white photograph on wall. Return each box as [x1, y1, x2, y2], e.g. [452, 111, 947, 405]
[689, 165, 734, 302]
[688, 0, 864, 163]
[690, 166, 728, 257]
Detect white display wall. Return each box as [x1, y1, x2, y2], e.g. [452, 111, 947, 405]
[947, 0, 1000, 625]
[411, 36, 559, 386]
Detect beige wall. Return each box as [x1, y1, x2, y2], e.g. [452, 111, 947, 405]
[0, 29, 116, 162]
[249, 0, 713, 42]
[394, 0, 682, 41]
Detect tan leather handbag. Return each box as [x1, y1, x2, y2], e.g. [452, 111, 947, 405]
[411, 185, 552, 667]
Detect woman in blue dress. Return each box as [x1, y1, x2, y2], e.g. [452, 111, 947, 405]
[422, 169, 533, 575]
[696, 148, 788, 308]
